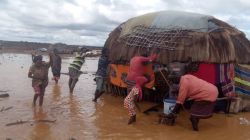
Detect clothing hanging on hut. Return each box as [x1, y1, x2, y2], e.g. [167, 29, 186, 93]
[189, 63, 216, 85]
[230, 64, 250, 112]
[109, 64, 155, 89]
[234, 64, 250, 96]
[215, 63, 234, 96]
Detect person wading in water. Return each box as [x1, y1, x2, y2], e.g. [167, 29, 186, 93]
[124, 76, 148, 124]
[166, 74, 219, 131]
[68, 48, 88, 93]
[50, 48, 62, 84]
[28, 53, 51, 106]
[126, 52, 158, 93]
[93, 47, 110, 102]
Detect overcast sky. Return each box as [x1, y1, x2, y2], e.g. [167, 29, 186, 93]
[0, 0, 249, 46]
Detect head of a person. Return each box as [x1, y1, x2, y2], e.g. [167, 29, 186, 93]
[53, 48, 59, 54]
[33, 55, 43, 65]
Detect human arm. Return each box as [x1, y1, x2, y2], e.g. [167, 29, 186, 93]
[176, 78, 188, 104]
[28, 65, 34, 78]
[139, 53, 158, 63]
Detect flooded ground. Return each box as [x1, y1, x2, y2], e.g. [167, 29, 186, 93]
[0, 53, 249, 140]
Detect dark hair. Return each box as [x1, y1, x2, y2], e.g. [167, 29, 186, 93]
[33, 55, 43, 63]
[53, 48, 59, 54]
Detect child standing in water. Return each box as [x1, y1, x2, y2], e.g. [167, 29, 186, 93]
[124, 76, 148, 124]
[28, 54, 51, 106]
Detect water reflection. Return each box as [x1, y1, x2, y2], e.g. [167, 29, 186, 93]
[69, 94, 81, 118]
[30, 107, 52, 140]
[52, 85, 61, 102]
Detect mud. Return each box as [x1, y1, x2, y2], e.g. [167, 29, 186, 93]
[0, 53, 249, 140]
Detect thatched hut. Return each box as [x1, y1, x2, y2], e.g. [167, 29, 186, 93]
[102, 11, 250, 112]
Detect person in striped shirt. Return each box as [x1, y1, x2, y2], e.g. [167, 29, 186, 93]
[68, 48, 88, 93]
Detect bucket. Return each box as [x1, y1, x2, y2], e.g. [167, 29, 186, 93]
[163, 98, 176, 114]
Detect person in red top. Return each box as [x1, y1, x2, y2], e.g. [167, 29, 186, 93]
[167, 74, 218, 131]
[124, 76, 148, 124]
[126, 53, 158, 92]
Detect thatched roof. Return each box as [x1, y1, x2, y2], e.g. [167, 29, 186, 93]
[105, 11, 250, 64]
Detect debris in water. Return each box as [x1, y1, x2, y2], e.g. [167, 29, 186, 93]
[6, 120, 29, 126]
[0, 93, 9, 98]
[239, 117, 250, 125]
[0, 90, 10, 92]
[0, 106, 13, 112]
[6, 119, 56, 126]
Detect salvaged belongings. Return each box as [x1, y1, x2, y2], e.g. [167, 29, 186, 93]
[230, 64, 250, 112]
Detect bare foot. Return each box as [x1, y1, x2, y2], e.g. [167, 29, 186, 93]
[128, 115, 136, 125]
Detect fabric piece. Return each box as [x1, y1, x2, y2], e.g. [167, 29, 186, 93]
[215, 63, 235, 96]
[217, 63, 234, 83]
[33, 83, 46, 95]
[121, 11, 214, 37]
[234, 64, 250, 96]
[124, 87, 139, 116]
[190, 101, 216, 118]
[221, 81, 234, 96]
[189, 63, 216, 84]
[176, 74, 218, 104]
[109, 64, 155, 89]
[120, 12, 157, 37]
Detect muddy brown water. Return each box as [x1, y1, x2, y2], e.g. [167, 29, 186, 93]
[0, 53, 249, 140]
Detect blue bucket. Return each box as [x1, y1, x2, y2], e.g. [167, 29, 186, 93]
[163, 98, 176, 114]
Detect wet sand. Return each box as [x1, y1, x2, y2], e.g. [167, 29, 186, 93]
[0, 53, 249, 140]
